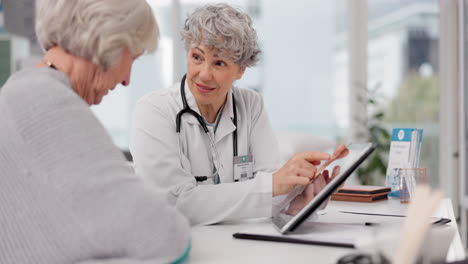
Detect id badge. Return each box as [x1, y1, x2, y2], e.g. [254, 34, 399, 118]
[233, 155, 253, 182]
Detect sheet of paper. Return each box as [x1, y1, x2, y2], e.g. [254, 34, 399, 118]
[239, 212, 401, 245]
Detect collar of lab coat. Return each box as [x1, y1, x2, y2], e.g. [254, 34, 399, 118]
[182, 79, 237, 144]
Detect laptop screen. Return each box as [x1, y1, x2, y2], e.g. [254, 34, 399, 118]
[272, 143, 376, 234]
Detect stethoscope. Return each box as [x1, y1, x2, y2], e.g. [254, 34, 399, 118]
[176, 74, 238, 182]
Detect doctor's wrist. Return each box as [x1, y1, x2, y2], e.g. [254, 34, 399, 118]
[272, 171, 292, 197]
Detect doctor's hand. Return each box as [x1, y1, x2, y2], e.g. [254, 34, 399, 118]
[272, 151, 330, 197]
[285, 166, 341, 216]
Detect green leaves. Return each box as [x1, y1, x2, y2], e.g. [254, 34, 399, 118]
[356, 83, 390, 185]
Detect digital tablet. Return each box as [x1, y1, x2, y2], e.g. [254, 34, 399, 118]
[272, 143, 376, 234]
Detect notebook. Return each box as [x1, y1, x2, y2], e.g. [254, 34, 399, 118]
[331, 185, 391, 203]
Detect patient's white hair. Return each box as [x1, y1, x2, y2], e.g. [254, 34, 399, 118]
[181, 3, 260, 68]
[36, 0, 159, 70]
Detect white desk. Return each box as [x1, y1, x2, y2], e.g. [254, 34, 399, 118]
[187, 199, 465, 264]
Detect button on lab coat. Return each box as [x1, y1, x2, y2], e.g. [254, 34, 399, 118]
[130, 80, 280, 225]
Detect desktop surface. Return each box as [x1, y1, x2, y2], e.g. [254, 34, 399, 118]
[187, 199, 465, 264]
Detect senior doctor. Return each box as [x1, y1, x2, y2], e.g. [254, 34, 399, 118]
[130, 4, 338, 225]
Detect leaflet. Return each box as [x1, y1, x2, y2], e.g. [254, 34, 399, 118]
[385, 128, 423, 197]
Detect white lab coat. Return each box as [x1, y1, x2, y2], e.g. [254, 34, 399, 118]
[130, 80, 280, 225]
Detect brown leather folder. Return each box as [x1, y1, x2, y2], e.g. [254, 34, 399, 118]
[336, 185, 391, 195]
[331, 192, 389, 203]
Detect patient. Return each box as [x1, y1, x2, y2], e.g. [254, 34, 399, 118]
[0, 0, 190, 263]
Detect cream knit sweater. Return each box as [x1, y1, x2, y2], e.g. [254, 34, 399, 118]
[0, 67, 190, 264]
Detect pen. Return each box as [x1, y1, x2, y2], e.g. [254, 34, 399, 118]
[339, 211, 405, 217]
[339, 211, 451, 225]
[342, 221, 379, 226]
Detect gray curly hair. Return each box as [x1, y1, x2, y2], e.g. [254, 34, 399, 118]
[181, 3, 260, 68]
[36, 0, 159, 70]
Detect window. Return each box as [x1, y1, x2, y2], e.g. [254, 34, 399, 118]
[0, 4, 11, 87]
[0, 36, 11, 87]
[93, 0, 345, 149]
[367, 0, 440, 186]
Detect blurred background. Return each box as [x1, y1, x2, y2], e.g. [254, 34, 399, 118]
[1, 0, 467, 245]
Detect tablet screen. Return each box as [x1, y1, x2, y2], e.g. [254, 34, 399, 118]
[272, 143, 376, 234]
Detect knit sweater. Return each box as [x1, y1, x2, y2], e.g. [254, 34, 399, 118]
[0, 67, 190, 264]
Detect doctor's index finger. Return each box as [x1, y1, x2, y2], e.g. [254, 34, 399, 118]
[333, 144, 349, 159]
[296, 151, 330, 162]
[309, 160, 321, 166]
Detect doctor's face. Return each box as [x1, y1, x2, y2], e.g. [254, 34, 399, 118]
[186, 44, 245, 109]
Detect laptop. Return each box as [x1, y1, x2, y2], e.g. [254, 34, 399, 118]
[233, 143, 376, 247]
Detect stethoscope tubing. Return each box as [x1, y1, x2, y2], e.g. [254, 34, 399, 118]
[176, 74, 238, 181]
